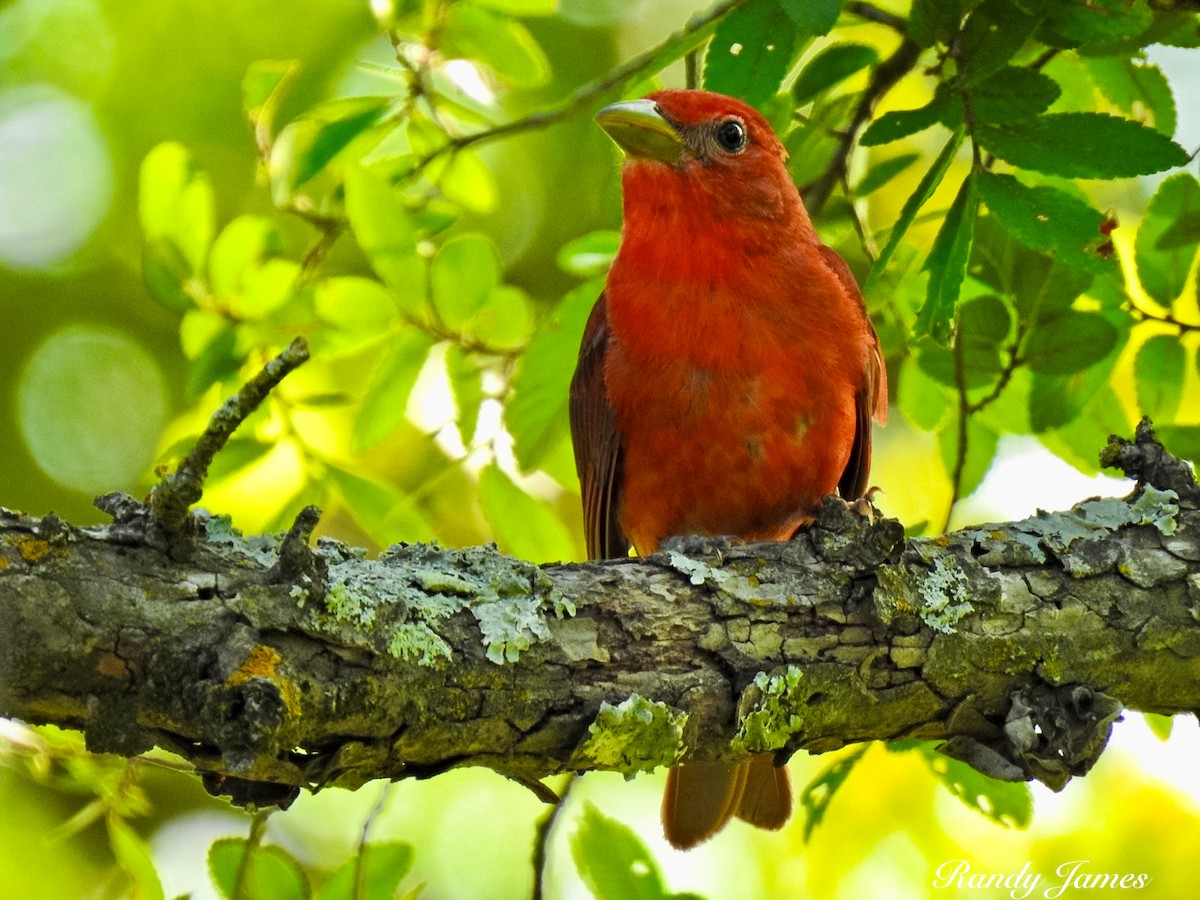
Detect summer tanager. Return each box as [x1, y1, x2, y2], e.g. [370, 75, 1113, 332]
[569, 90, 888, 849]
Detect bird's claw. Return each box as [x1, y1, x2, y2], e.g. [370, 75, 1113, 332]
[659, 533, 744, 564]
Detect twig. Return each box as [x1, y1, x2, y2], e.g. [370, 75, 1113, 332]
[353, 784, 393, 900]
[150, 338, 310, 540]
[845, 1, 909, 33]
[532, 774, 578, 900]
[408, 0, 748, 177]
[802, 35, 923, 216]
[232, 810, 273, 900]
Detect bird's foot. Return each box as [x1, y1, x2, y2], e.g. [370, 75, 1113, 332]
[659, 533, 744, 565]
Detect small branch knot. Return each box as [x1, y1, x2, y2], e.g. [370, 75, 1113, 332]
[1101, 417, 1199, 505]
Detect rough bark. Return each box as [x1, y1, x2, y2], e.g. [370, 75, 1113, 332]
[2, 422, 1198, 809]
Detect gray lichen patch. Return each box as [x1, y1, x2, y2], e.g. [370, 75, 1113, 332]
[876, 553, 980, 634]
[303, 541, 575, 666]
[732, 667, 805, 753]
[571, 694, 687, 778]
[201, 512, 283, 567]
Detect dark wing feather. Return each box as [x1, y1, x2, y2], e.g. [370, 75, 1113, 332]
[568, 293, 631, 560]
[818, 245, 888, 501]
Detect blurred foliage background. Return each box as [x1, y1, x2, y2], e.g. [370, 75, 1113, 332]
[2, 0, 1200, 897]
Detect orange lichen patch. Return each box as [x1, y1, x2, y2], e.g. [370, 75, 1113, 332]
[228, 645, 301, 719]
[97, 652, 129, 680]
[0, 557, 9, 569]
[16, 536, 51, 564]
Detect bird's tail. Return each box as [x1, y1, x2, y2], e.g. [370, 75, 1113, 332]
[661, 754, 791, 849]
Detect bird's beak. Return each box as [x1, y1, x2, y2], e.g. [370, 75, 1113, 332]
[595, 99, 686, 166]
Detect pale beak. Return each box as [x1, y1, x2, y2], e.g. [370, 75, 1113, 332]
[595, 99, 687, 165]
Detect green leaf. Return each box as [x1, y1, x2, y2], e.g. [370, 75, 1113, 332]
[869, 128, 965, 281]
[326, 464, 433, 547]
[1135, 172, 1200, 307]
[977, 172, 1112, 274]
[1134, 334, 1186, 422]
[139, 141, 215, 275]
[853, 153, 919, 196]
[442, 4, 550, 87]
[479, 464, 577, 563]
[209, 837, 310, 900]
[792, 43, 877, 104]
[316, 842, 414, 900]
[860, 90, 954, 146]
[431, 234, 501, 331]
[210, 216, 284, 299]
[470, 284, 534, 350]
[142, 237, 195, 313]
[916, 293, 1011, 388]
[908, 0, 967, 47]
[1144, 712, 1174, 741]
[799, 745, 868, 843]
[898, 357, 954, 431]
[470, 0, 558, 14]
[1156, 425, 1200, 466]
[507, 280, 598, 470]
[572, 804, 668, 900]
[344, 163, 425, 313]
[968, 66, 1059, 123]
[1038, 0, 1154, 50]
[439, 148, 497, 213]
[243, 59, 299, 126]
[779, 0, 842, 34]
[956, 0, 1044, 85]
[1023, 310, 1119, 375]
[917, 172, 979, 342]
[354, 331, 435, 450]
[704, 0, 797, 107]
[108, 818, 165, 900]
[557, 231, 620, 277]
[185, 321, 242, 399]
[314, 277, 400, 356]
[1041, 385, 1131, 474]
[269, 96, 391, 197]
[939, 415, 999, 499]
[206, 437, 275, 483]
[445, 345, 486, 446]
[236, 258, 300, 320]
[1086, 57, 1176, 137]
[976, 113, 1189, 179]
[911, 744, 1033, 828]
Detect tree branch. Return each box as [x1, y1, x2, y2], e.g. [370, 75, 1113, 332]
[2, 423, 1198, 809]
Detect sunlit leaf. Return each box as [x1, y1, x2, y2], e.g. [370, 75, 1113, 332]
[316, 842, 414, 900]
[1144, 712, 1174, 741]
[431, 233, 501, 331]
[442, 5, 551, 87]
[314, 277, 400, 356]
[1038, 0, 1154, 49]
[507, 280, 598, 470]
[1135, 172, 1200, 307]
[107, 818, 164, 900]
[976, 113, 1189, 178]
[439, 149, 497, 213]
[917, 173, 979, 342]
[792, 43, 878, 104]
[1157, 425, 1200, 464]
[210, 216, 284, 299]
[236, 258, 300, 319]
[243, 59, 300, 127]
[470, 284, 534, 350]
[1040, 386, 1132, 474]
[916, 293, 1011, 388]
[572, 804, 669, 900]
[470, 0, 558, 14]
[799, 745, 868, 842]
[1134, 334, 1186, 422]
[898, 357, 954, 431]
[557, 231, 620, 277]
[326, 464, 433, 547]
[206, 437, 275, 483]
[209, 837, 310, 900]
[139, 141, 215, 274]
[479, 464, 576, 563]
[860, 89, 954, 146]
[445, 345, 485, 446]
[269, 96, 391, 198]
[344, 163, 427, 315]
[1086, 56, 1176, 136]
[977, 172, 1112, 274]
[354, 330, 435, 450]
[142, 237, 195, 313]
[899, 743, 1033, 828]
[704, 0, 797, 107]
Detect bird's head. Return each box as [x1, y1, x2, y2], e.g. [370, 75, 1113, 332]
[595, 89, 804, 226]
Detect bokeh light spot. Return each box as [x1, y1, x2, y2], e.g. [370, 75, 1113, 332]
[18, 327, 167, 494]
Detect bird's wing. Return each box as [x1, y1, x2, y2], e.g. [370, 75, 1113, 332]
[569, 293, 631, 559]
[818, 245, 888, 501]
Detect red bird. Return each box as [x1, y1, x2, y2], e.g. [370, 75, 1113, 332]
[569, 89, 887, 849]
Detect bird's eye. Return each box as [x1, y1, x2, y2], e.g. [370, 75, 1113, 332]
[714, 118, 747, 153]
